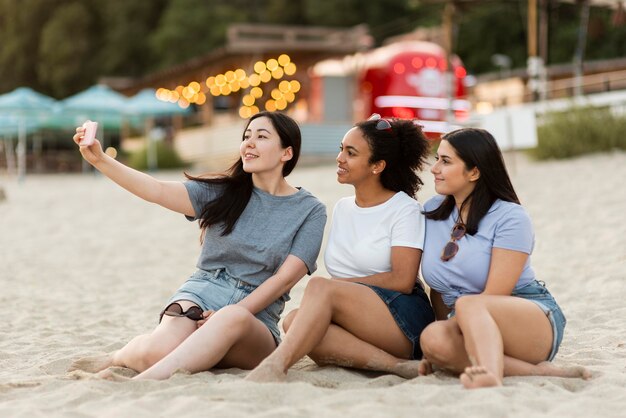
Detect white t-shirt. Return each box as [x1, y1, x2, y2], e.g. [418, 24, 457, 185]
[324, 192, 425, 280]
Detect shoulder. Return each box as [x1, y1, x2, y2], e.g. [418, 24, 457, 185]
[333, 195, 355, 211]
[487, 200, 533, 235]
[424, 194, 446, 211]
[184, 179, 226, 198]
[391, 192, 423, 212]
[489, 200, 531, 222]
[293, 188, 327, 215]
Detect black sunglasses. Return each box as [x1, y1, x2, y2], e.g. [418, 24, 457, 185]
[441, 222, 466, 261]
[367, 113, 393, 132]
[159, 302, 204, 322]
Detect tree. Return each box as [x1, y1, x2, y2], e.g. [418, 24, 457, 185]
[0, 0, 63, 94]
[38, 2, 100, 97]
[149, 0, 252, 69]
[454, 2, 528, 75]
[97, 0, 168, 77]
[263, 0, 434, 45]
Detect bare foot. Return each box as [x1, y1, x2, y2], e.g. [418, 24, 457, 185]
[67, 353, 115, 373]
[245, 358, 287, 383]
[94, 368, 132, 382]
[535, 362, 592, 380]
[460, 366, 502, 389]
[389, 360, 423, 379]
[417, 359, 433, 376]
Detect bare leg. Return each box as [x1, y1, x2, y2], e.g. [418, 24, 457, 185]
[460, 366, 500, 389]
[282, 309, 420, 378]
[452, 295, 557, 388]
[417, 359, 433, 376]
[135, 305, 276, 380]
[68, 353, 116, 374]
[69, 301, 199, 373]
[246, 278, 413, 382]
[420, 317, 590, 379]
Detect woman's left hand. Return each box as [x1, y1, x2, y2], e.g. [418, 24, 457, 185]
[196, 310, 215, 328]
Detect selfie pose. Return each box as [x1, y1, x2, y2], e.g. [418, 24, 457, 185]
[69, 111, 326, 380]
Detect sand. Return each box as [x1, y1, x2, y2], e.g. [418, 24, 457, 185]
[0, 151, 625, 417]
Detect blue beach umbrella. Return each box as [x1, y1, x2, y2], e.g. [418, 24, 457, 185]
[55, 85, 130, 172]
[0, 87, 56, 181]
[125, 89, 191, 171]
[55, 84, 129, 130]
[125, 88, 190, 119]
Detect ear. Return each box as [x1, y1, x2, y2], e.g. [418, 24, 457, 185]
[371, 160, 386, 175]
[280, 146, 294, 163]
[469, 167, 480, 182]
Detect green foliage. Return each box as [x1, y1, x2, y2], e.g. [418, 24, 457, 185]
[97, 0, 168, 77]
[0, 0, 624, 96]
[532, 106, 626, 160]
[263, 0, 429, 42]
[149, 0, 251, 69]
[455, 2, 626, 75]
[127, 141, 188, 171]
[38, 2, 99, 97]
[0, 0, 63, 93]
[455, 2, 528, 74]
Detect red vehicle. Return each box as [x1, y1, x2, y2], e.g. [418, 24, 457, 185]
[310, 41, 470, 138]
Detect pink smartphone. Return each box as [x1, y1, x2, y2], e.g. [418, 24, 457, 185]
[81, 120, 98, 145]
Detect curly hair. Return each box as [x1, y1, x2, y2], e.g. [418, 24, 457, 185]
[354, 117, 430, 198]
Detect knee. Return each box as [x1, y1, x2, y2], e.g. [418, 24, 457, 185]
[454, 294, 482, 316]
[303, 276, 332, 300]
[212, 305, 255, 333]
[282, 309, 298, 333]
[135, 341, 174, 369]
[420, 322, 457, 362]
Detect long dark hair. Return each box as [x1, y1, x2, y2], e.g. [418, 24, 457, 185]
[424, 128, 520, 235]
[354, 118, 430, 198]
[185, 111, 301, 236]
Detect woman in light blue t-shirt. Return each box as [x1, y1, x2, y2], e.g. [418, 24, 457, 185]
[419, 128, 590, 388]
[68, 111, 325, 380]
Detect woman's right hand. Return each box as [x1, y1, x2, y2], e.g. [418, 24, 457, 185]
[73, 126, 105, 165]
[196, 310, 215, 328]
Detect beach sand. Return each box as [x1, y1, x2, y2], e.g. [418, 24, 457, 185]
[0, 151, 625, 417]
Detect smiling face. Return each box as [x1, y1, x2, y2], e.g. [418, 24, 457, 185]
[240, 116, 292, 175]
[336, 127, 382, 186]
[431, 139, 480, 204]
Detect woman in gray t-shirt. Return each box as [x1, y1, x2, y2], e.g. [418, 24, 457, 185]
[68, 111, 326, 380]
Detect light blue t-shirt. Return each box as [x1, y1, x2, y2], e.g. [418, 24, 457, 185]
[421, 195, 535, 308]
[184, 180, 327, 291]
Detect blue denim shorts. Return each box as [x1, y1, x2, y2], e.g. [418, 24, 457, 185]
[358, 283, 435, 360]
[165, 269, 284, 345]
[511, 280, 566, 361]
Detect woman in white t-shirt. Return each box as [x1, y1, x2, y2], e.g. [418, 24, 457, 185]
[247, 114, 435, 382]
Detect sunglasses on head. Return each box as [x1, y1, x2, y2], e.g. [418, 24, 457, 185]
[159, 302, 204, 322]
[367, 113, 393, 132]
[441, 222, 466, 261]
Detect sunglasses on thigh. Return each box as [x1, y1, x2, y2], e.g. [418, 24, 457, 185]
[160, 302, 204, 322]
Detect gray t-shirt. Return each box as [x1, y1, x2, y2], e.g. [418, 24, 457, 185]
[184, 180, 326, 290]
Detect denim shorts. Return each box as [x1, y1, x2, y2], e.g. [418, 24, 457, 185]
[511, 280, 566, 361]
[358, 283, 435, 360]
[164, 269, 284, 345]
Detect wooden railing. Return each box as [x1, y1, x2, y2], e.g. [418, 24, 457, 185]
[226, 23, 371, 53]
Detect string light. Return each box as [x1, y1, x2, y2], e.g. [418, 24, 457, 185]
[156, 54, 300, 117]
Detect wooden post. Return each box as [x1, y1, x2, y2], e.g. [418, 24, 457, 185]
[442, 1, 457, 127]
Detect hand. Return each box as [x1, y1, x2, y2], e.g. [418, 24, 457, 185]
[196, 310, 215, 328]
[72, 126, 104, 165]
